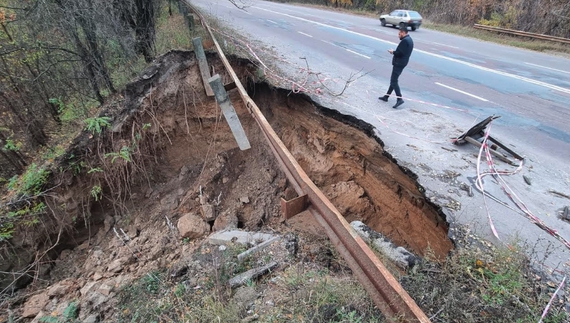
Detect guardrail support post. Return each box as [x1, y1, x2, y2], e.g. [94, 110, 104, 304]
[208, 74, 251, 150]
[280, 195, 309, 220]
[193, 37, 214, 96]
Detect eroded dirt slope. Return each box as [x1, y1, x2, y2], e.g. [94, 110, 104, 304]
[1, 50, 453, 322]
[252, 85, 452, 257]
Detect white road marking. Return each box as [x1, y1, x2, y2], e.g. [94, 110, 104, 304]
[253, 6, 570, 95]
[321, 40, 337, 47]
[431, 42, 459, 49]
[525, 62, 570, 75]
[297, 31, 313, 38]
[345, 48, 371, 59]
[435, 82, 489, 102]
[319, 39, 370, 59]
[266, 19, 277, 24]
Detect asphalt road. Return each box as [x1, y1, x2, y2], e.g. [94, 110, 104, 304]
[189, 0, 570, 277]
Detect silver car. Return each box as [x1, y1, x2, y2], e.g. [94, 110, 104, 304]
[380, 10, 423, 31]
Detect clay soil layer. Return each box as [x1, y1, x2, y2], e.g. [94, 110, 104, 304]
[251, 83, 453, 258]
[1, 50, 453, 321]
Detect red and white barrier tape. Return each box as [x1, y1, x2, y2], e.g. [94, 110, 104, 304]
[474, 119, 570, 250]
[206, 16, 570, 251]
[538, 276, 566, 323]
[475, 122, 501, 240]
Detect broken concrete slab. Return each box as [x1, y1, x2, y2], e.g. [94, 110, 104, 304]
[229, 261, 278, 288]
[351, 221, 419, 269]
[208, 230, 276, 246]
[237, 236, 281, 262]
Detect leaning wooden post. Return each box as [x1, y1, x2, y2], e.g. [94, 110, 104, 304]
[178, 1, 194, 32]
[187, 14, 195, 32]
[208, 74, 251, 151]
[192, 37, 214, 96]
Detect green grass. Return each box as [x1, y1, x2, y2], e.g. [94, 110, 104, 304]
[108, 2, 197, 92]
[116, 242, 383, 323]
[39, 301, 79, 323]
[401, 235, 568, 323]
[155, 4, 193, 53]
[269, 264, 384, 323]
[116, 248, 248, 323]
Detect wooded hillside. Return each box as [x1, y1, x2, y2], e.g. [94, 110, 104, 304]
[1, 0, 567, 181]
[0, 0, 161, 180]
[276, 0, 570, 38]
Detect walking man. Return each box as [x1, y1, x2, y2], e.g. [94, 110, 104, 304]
[379, 27, 414, 109]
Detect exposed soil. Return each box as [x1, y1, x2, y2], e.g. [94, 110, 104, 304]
[1, 49, 454, 321]
[253, 85, 453, 258]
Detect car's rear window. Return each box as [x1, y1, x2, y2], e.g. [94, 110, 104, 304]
[408, 11, 422, 18]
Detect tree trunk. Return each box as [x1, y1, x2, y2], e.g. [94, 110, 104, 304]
[25, 61, 62, 124]
[76, 7, 116, 94]
[73, 33, 104, 104]
[0, 128, 28, 172]
[135, 0, 156, 63]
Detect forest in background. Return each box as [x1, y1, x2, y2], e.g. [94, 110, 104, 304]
[0, 0, 167, 181]
[0, 0, 568, 241]
[274, 0, 570, 38]
[0, 0, 191, 244]
[1, 0, 568, 181]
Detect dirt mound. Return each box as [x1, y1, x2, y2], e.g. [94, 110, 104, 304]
[1, 49, 453, 321]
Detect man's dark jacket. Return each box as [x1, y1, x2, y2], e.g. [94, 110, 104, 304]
[392, 35, 414, 67]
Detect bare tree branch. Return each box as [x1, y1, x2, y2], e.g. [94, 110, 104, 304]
[298, 57, 373, 96]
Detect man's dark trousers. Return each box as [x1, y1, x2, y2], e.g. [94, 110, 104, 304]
[387, 66, 404, 99]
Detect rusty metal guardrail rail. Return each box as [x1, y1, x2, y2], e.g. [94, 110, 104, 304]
[474, 24, 570, 45]
[187, 3, 431, 322]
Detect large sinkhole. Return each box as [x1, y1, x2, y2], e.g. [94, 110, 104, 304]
[249, 84, 453, 258]
[114, 50, 454, 260]
[1, 50, 453, 291]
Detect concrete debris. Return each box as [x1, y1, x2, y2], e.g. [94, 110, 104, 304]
[237, 236, 281, 262]
[459, 182, 473, 197]
[284, 232, 299, 256]
[229, 262, 278, 288]
[208, 230, 276, 246]
[350, 221, 419, 269]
